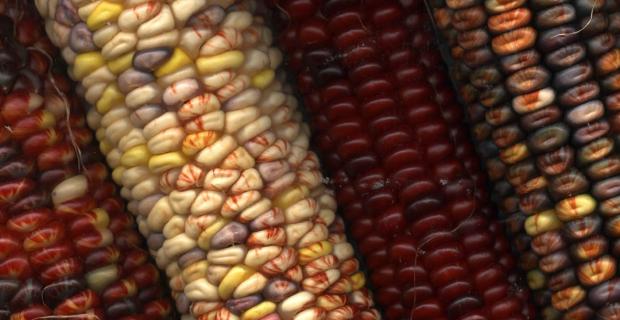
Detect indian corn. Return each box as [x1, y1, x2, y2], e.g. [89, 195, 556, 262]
[36, 0, 380, 319]
[272, 0, 532, 319]
[428, 0, 620, 317]
[0, 1, 173, 319]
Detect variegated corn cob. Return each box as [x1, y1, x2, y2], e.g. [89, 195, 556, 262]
[428, 0, 620, 316]
[0, 1, 173, 319]
[36, 1, 380, 319]
[272, 0, 532, 319]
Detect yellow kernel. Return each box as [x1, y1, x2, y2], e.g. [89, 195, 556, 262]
[219, 265, 255, 300]
[155, 48, 192, 78]
[87, 1, 123, 31]
[556, 194, 597, 221]
[120, 144, 150, 167]
[273, 185, 309, 209]
[96, 83, 124, 114]
[241, 301, 276, 320]
[251, 69, 275, 89]
[40, 111, 56, 129]
[197, 218, 229, 250]
[111, 166, 125, 185]
[99, 140, 112, 154]
[182, 261, 209, 284]
[299, 241, 333, 265]
[148, 151, 187, 173]
[107, 51, 134, 74]
[527, 270, 545, 290]
[182, 131, 220, 156]
[86, 265, 118, 292]
[73, 52, 106, 80]
[196, 51, 245, 75]
[351, 272, 365, 290]
[500, 143, 529, 164]
[96, 128, 105, 141]
[524, 210, 562, 236]
[91, 208, 111, 229]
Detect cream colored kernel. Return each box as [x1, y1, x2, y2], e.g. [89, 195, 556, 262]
[136, 29, 180, 50]
[102, 31, 137, 60]
[93, 23, 120, 48]
[125, 83, 162, 109]
[169, 189, 198, 215]
[170, 0, 207, 25]
[225, 107, 260, 133]
[118, 1, 162, 32]
[196, 135, 238, 168]
[130, 176, 159, 200]
[137, 4, 175, 38]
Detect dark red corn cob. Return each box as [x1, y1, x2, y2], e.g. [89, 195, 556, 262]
[427, 0, 620, 316]
[271, 0, 531, 318]
[0, 2, 173, 319]
[399, 0, 520, 277]
[425, 0, 539, 279]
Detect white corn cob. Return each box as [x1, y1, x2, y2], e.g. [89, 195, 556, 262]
[36, 1, 381, 319]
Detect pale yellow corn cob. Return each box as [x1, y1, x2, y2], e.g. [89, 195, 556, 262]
[35, 1, 380, 319]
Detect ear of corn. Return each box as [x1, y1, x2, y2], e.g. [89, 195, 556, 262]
[36, 1, 380, 319]
[0, 2, 173, 319]
[272, 0, 533, 319]
[426, 0, 560, 316]
[429, 0, 620, 316]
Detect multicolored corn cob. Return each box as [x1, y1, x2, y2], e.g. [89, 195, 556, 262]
[36, 0, 380, 319]
[272, 0, 532, 319]
[0, 1, 173, 319]
[428, 0, 620, 316]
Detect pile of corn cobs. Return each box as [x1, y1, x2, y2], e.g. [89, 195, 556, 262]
[1, 0, 619, 319]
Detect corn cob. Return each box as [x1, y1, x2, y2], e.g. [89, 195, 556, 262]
[399, 3, 537, 315]
[425, 0, 561, 315]
[36, 1, 380, 319]
[0, 1, 173, 319]
[428, 0, 620, 316]
[425, 0, 540, 278]
[272, 0, 533, 318]
[400, 0, 522, 276]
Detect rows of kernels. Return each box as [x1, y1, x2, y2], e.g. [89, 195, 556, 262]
[425, 0, 539, 284]
[601, 10, 620, 153]
[529, 0, 620, 316]
[589, 0, 620, 267]
[427, 0, 569, 315]
[37, 0, 380, 319]
[274, 0, 531, 318]
[275, 3, 449, 318]
[400, 0, 524, 281]
[0, 2, 173, 318]
[426, 2, 564, 316]
[385, 1, 533, 316]
[429, 0, 620, 316]
[546, 1, 620, 319]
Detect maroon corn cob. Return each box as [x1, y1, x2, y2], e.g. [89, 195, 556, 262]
[272, 0, 531, 318]
[399, 0, 519, 275]
[425, 0, 557, 315]
[0, 2, 173, 319]
[425, 0, 543, 285]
